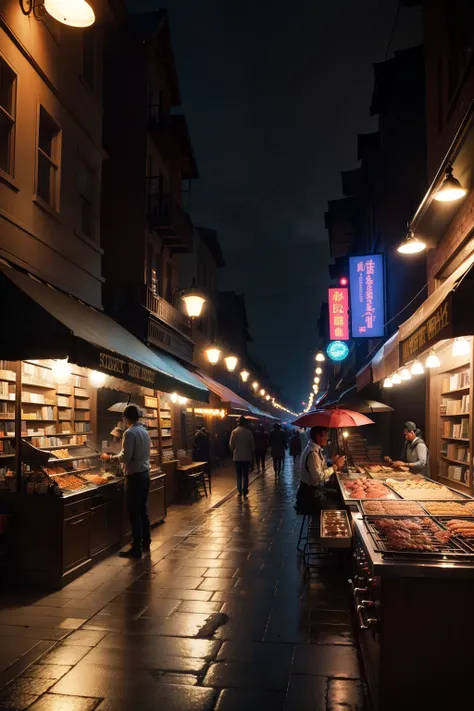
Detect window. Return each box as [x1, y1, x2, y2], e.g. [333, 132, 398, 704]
[78, 159, 94, 239]
[82, 29, 96, 90]
[146, 243, 161, 296]
[0, 57, 16, 176]
[37, 107, 61, 209]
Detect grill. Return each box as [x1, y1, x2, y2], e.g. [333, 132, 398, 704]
[364, 515, 473, 560]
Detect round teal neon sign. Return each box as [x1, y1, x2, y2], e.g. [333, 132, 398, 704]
[327, 341, 349, 362]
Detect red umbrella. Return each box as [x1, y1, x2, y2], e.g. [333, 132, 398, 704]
[292, 408, 374, 428]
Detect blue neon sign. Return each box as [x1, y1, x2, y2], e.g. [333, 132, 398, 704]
[349, 254, 385, 338]
[327, 341, 349, 362]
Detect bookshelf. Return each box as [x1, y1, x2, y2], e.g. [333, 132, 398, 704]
[0, 361, 16, 476]
[142, 393, 160, 474]
[431, 341, 473, 491]
[158, 393, 174, 464]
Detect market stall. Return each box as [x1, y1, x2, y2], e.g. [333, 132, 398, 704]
[333, 465, 474, 709]
[0, 266, 209, 587]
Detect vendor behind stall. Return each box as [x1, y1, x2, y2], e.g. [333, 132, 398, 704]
[385, 421, 430, 477]
[296, 426, 345, 513]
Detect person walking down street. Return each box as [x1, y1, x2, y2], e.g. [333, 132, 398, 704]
[269, 422, 287, 477]
[101, 405, 151, 558]
[254, 424, 269, 473]
[289, 430, 302, 467]
[229, 416, 255, 498]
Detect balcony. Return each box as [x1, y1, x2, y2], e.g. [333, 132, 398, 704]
[148, 105, 177, 159]
[146, 180, 194, 253]
[146, 288, 192, 339]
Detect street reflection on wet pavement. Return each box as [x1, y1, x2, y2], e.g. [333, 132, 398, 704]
[0, 459, 366, 710]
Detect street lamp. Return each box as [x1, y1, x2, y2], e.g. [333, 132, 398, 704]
[252, 381, 259, 391]
[315, 352, 325, 362]
[181, 289, 206, 319]
[225, 355, 238, 372]
[240, 370, 249, 382]
[397, 230, 426, 255]
[265, 394, 271, 401]
[315, 367, 322, 375]
[206, 347, 221, 365]
[433, 167, 467, 203]
[260, 389, 266, 396]
[20, 0, 96, 26]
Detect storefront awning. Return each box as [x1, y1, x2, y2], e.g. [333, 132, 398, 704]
[398, 253, 474, 365]
[0, 265, 209, 402]
[195, 371, 276, 420]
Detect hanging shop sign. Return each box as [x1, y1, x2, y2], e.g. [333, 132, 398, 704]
[327, 341, 350, 362]
[399, 296, 451, 365]
[349, 254, 385, 338]
[328, 287, 349, 341]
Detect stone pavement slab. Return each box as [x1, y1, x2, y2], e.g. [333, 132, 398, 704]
[0, 458, 367, 710]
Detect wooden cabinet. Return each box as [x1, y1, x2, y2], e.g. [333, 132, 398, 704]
[149, 475, 166, 525]
[63, 512, 90, 571]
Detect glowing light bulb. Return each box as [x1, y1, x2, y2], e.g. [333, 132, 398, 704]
[426, 351, 440, 368]
[400, 368, 411, 381]
[391, 372, 402, 385]
[452, 337, 470, 357]
[44, 0, 95, 27]
[89, 370, 106, 388]
[52, 359, 71, 383]
[240, 370, 249, 382]
[411, 360, 424, 375]
[225, 356, 238, 372]
[383, 377, 393, 388]
[206, 347, 221, 365]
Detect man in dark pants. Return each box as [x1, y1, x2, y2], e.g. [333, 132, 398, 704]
[101, 405, 151, 558]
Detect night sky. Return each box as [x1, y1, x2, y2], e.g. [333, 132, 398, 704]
[130, 0, 422, 408]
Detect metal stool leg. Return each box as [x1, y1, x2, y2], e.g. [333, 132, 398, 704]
[297, 514, 308, 552]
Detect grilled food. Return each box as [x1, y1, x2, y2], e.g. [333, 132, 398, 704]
[422, 501, 471, 516]
[82, 473, 108, 485]
[50, 449, 70, 459]
[362, 500, 424, 515]
[444, 520, 474, 538]
[42, 466, 67, 477]
[55, 475, 85, 491]
[371, 516, 452, 551]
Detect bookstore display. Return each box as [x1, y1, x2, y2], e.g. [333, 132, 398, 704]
[428, 341, 474, 492]
[0, 358, 172, 587]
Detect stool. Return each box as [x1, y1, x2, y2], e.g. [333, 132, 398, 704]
[185, 470, 208, 503]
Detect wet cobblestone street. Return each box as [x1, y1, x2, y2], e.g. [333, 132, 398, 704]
[0, 460, 366, 710]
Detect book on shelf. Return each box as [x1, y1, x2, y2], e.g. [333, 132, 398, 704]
[21, 405, 54, 420]
[74, 388, 89, 398]
[0, 366, 16, 382]
[0, 421, 15, 437]
[444, 394, 470, 414]
[442, 418, 469, 438]
[0, 440, 14, 454]
[74, 411, 89, 421]
[148, 429, 159, 438]
[444, 464, 467, 483]
[0, 402, 15, 417]
[445, 443, 470, 462]
[58, 410, 72, 421]
[74, 399, 90, 409]
[57, 396, 70, 407]
[74, 422, 90, 433]
[145, 397, 158, 408]
[442, 370, 470, 393]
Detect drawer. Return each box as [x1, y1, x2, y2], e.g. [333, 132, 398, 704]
[64, 497, 90, 520]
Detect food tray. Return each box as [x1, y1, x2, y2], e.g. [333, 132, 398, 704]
[421, 501, 474, 517]
[364, 515, 472, 559]
[361, 500, 425, 516]
[320, 510, 352, 548]
[385, 478, 466, 500]
[341, 477, 398, 500]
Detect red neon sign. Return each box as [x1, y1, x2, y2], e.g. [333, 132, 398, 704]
[328, 287, 349, 341]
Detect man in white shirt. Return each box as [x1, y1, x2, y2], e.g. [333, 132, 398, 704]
[296, 426, 345, 512]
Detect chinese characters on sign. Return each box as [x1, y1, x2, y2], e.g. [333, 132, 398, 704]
[400, 298, 451, 365]
[349, 254, 385, 338]
[328, 288, 349, 341]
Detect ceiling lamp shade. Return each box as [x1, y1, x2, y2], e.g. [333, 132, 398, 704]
[391, 372, 402, 385]
[397, 230, 426, 255]
[426, 350, 441, 368]
[411, 360, 424, 375]
[44, 0, 95, 27]
[225, 355, 238, 372]
[315, 352, 325, 362]
[400, 368, 412, 381]
[433, 167, 467, 203]
[383, 377, 393, 388]
[452, 337, 470, 357]
[240, 370, 249, 382]
[206, 347, 221, 365]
